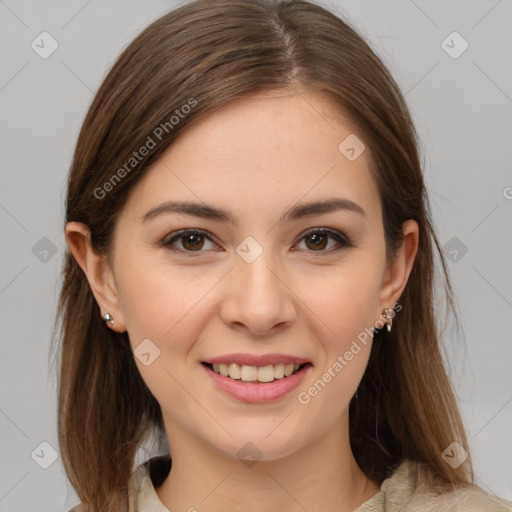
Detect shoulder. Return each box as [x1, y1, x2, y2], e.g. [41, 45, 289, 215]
[357, 458, 512, 512]
[128, 453, 172, 511]
[65, 454, 173, 512]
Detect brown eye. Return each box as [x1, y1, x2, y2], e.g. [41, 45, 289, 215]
[161, 227, 352, 256]
[295, 228, 352, 253]
[304, 232, 329, 251]
[162, 229, 218, 253]
[181, 233, 205, 251]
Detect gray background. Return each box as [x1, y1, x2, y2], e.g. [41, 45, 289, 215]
[0, 0, 511, 510]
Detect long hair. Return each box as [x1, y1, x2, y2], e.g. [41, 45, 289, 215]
[51, 1, 474, 510]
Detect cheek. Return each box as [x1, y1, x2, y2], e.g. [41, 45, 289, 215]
[115, 249, 209, 344]
[297, 262, 382, 350]
[114, 253, 213, 418]
[294, 323, 373, 443]
[296, 280, 376, 424]
[290, 262, 380, 412]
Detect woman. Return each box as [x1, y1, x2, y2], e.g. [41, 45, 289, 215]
[54, 0, 511, 511]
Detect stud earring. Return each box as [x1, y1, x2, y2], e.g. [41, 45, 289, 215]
[103, 313, 114, 325]
[383, 308, 394, 332]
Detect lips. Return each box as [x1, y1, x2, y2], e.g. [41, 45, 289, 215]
[201, 360, 313, 403]
[202, 353, 312, 367]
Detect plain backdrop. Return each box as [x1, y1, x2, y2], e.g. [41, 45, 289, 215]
[0, 0, 511, 510]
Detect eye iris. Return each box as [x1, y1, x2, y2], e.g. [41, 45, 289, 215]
[305, 233, 328, 251]
[182, 234, 204, 250]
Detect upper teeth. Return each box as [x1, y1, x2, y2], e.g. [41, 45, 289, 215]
[212, 363, 301, 382]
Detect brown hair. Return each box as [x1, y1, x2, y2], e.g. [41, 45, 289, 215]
[52, 0, 474, 510]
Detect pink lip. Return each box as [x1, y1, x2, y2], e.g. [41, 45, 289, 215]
[203, 353, 311, 367]
[201, 362, 312, 403]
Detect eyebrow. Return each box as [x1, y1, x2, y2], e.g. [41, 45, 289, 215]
[141, 197, 367, 226]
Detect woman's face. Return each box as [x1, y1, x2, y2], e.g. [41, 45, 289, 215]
[107, 91, 412, 461]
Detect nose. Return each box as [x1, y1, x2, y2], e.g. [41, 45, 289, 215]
[219, 250, 296, 337]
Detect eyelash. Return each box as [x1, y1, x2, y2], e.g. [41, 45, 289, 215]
[159, 227, 353, 256]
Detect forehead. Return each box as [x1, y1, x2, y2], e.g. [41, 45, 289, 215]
[119, 91, 381, 228]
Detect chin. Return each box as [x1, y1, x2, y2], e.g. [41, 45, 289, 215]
[205, 424, 312, 464]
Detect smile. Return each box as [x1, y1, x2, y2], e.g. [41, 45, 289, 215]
[201, 362, 313, 403]
[203, 362, 309, 383]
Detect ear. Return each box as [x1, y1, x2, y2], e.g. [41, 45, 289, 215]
[64, 221, 127, 333]
[375, 219, 419, 326]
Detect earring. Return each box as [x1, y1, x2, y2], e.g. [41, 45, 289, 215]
[103, 313, 114, 325]
[383, 308, 394, 332]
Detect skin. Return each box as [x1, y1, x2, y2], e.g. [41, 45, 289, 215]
[66, 90, 419, 512]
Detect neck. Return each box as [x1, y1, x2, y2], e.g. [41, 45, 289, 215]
[155, 415, 381, 512]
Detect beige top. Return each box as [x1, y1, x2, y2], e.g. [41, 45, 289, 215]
[71, 455, 512, 512]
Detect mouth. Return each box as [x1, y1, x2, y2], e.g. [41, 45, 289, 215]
[201, 361, 312, 384]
